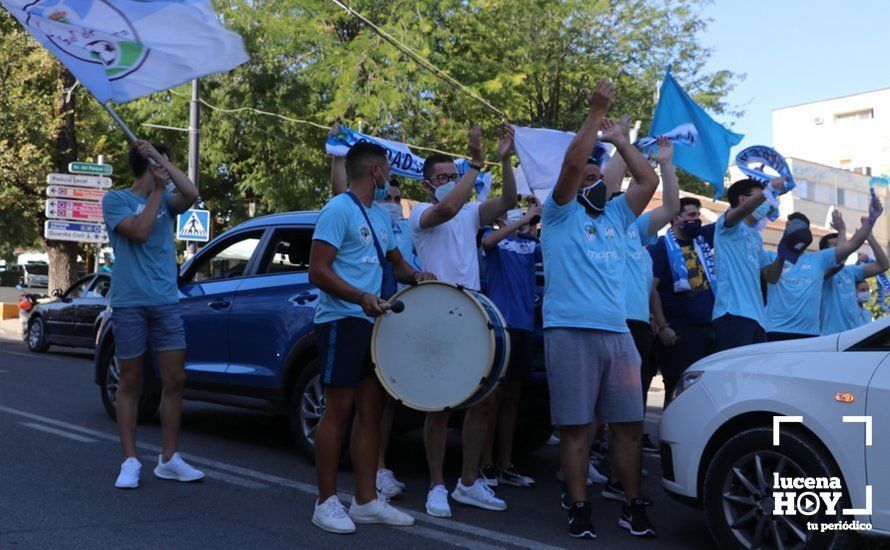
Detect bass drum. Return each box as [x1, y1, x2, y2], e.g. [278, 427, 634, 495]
[372, 281, 510, 412]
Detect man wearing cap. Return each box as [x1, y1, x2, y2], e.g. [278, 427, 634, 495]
[820, 210, 890, 335]
[764, 209, 880, 341]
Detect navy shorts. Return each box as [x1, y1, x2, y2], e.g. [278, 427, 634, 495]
[315, 317, 374, 388]
[713, 314, 766, 352]
[505, 328, 534, 381]
[111, 303, 186, 361]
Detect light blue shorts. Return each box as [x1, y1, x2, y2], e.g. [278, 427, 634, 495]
[111, 303, 186, 360]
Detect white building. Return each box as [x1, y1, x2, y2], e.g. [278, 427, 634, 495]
[773, 88, 890, 178]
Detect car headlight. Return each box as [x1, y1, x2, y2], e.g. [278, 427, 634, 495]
[671, 370, 704, 402]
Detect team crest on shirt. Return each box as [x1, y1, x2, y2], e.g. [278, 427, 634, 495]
[358, 224, 372, 246]
[583, 221, 596, 241]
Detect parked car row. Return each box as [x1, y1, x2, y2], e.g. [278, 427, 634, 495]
[25, 273, 111, 353]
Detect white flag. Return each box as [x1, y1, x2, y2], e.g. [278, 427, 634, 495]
[514, 126, 613, 192]
[1, 0, 249, 104]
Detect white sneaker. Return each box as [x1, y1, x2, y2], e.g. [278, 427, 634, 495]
[312, 495, 356, 534]
[451, 478, 507, 511]
[425, 485, 452, 518]
[348, 496, 414, 526]
[114, 457, 141, 489]
[588, 458, 609, 485]
[546, 433, 560, 446]
[376, 469, 404, 498]
[153, 452, 205, 482]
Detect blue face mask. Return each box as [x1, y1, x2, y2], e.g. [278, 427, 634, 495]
[434, 182, 456, 202]
[373, 170, 390, 202]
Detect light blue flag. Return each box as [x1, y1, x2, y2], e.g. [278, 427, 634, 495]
[1, 0, 248, 104]
[326, 126, 492, 200]
[649, 68, 744, 198]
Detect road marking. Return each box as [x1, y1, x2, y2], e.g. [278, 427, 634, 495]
[394, 525, 502, 550]
[138, 454, 268, 490]
[0, 405, 561, 549]
[20, 421, 97, 443]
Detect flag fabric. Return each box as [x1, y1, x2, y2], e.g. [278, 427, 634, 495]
[326, 125, 492, 200]
[1, 0, 248, 104]
[513, 126, 613, 192]
[650, 68, 743, 198]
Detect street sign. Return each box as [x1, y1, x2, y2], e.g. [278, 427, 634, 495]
[177, 209, 210, 242]
[45, 198, 104, 223]
[46, 185, 107, 201]
[68, 162, 113, 176]
[44, 220, 108, 243]
[46, 173, 112, 189]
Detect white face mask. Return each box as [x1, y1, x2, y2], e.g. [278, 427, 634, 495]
[165, 181, 175, 193]
[857, 291, 871, 304]
[378, 202, 402, 223]
[434, 182, 456, 202]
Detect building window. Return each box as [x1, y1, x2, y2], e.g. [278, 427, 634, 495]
[834, 109, 874, 124]
[837, 188, 845, 206]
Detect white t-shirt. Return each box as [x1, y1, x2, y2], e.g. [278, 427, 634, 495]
[409, 202, 482, 290]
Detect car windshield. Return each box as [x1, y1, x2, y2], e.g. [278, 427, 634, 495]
[26, 264, 49, 275]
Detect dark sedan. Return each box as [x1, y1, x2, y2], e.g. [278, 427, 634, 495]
[26, 273, 111, 353]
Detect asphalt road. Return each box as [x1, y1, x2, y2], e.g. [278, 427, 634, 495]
[0, 335, 718, 550]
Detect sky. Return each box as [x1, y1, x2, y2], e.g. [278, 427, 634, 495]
[698, 0, 889, 154]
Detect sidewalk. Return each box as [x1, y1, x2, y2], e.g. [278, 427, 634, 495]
[1, 316, 24, 341]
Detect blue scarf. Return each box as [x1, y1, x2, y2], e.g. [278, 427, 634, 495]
[665, 228, 716, 293]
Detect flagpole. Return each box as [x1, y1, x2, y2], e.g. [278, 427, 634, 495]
[101, 101, 139, 143]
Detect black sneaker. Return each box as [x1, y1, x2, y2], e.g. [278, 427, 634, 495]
[602, 482, 653, 506]
[590, 439, 609, 459]
[480, 464, 499, 488]
[568, 501, 597, 539]
[498, 464, 535, 488]
[641, 434, 659, 455]
[619, 498, 656, 537]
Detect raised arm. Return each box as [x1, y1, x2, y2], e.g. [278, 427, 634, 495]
[419, 125, 483, 229]
[863, 232, 890, 278]
[479, 123, 518, 226]
[600, 119, 659, 216]
[836, 198, 884, 263]
[481, 206, 540, 252]
[552, 80, 613, 206]
[329, 124, 347, 195]
[113, 185, 165, 244]
[645, 137, 680, 234]
[134, 141, 197, 214]
[724, 178, 784, 229]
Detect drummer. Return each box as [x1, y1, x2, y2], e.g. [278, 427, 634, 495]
[408, 123, 518, 517]
[541, 80, 660, 539]
[308, 141, 435, 534]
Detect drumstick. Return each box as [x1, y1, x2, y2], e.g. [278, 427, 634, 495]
[381, 300, 405, 313]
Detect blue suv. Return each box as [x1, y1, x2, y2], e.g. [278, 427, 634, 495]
[94, 211, 551, 460]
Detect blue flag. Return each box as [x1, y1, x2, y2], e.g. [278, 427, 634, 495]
[650, 68, 743, 198]
[1, 0, 248, 104]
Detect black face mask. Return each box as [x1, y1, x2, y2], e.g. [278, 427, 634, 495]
[577, 179, 607, 213]
[681, 219, 703, 238]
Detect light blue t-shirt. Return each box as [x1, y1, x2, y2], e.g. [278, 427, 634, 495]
[392, 218, 421, 272]
[765, 249, 837, 335]
[313, 193, 396, 325]
[857, 305, 873, 327]
[712, 213, 772, 327]
[542, 193, 636, 332]
[102, 189, 185, 308]
[623, 212, 658, 322]
[821, 265, 866, 335]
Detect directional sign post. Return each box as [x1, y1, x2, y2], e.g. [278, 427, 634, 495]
[46, 173, 112, 189]
[44, 220, 108, 243]
[68, 162, 113, 176]
[177, 209, 211, 242]
[45, 198, 104, 223]
[46, 185, 107, 202]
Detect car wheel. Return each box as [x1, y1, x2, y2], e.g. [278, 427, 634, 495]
[27, 316, 50, 353]
[703, 426, 854, 550]
[97, 342, 160, 423]
[289, 359, 351, 465]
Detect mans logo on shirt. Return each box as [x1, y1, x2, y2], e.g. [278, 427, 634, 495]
[135, 203, 167, 220]
[604, 227, 616, 240]
[359, 224, 372, 246]
[583, 221, 596, 241]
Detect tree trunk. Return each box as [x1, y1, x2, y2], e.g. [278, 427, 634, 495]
[44, 66, 80, 294]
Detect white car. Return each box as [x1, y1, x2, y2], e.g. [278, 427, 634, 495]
[660, 317, 890, 549]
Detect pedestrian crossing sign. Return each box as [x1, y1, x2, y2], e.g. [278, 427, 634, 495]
[177, 209, 211, 242]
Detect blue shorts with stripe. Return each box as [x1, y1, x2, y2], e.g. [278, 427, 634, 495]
[315, 317, 374, 388]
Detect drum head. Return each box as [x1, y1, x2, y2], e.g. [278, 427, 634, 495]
[372, 282, 495, 411]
